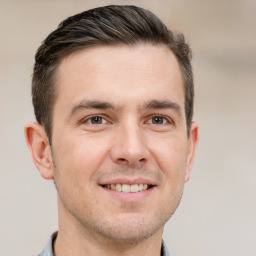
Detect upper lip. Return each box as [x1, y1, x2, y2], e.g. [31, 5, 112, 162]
[99, 177, 157, 186]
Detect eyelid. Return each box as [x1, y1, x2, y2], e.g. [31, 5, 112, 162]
[145, 115, 173, 124]
[81, 114, 111, 124]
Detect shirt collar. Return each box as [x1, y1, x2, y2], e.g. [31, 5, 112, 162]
[37, 231, 57, 256]
[161, 239, 171, 256]
[38, 232, 170, 256]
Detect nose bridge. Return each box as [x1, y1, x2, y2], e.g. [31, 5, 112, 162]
[110, 116, 149, 166]
[123, 120, 144, 153]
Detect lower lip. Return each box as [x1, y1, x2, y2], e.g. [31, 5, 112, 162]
[101, 186, 155, 201]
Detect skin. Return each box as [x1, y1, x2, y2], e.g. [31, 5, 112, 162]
[25, 44, 198, 256]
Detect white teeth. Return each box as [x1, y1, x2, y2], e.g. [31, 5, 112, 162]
[122, 184, 131, 193]
[138, 184, 143, 191]
[105, 183, 150, 193]
[143, 184, 148, 190]
[116, 184, 122, 192]
[130, 184, 139, 192]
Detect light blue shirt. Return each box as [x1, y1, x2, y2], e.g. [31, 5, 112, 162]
[38, 232, 170, 256]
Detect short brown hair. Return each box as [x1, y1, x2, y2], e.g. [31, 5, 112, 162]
[32, 5, 194, 143]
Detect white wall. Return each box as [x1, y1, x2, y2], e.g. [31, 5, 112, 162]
[1, 1, 255, 255]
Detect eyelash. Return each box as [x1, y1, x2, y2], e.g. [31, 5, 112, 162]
[146, 115, 172, 125]
[82, 115, 109, 125]
[82, 115, 172, 125]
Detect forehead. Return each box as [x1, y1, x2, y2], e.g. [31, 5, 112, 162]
[54, 44, 184, 111]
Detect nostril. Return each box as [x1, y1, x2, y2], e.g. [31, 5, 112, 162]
[119, 158, 127, 162]
[115, 157, 147, 165]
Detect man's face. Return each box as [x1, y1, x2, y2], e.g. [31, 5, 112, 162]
[50, 44, 197, 242]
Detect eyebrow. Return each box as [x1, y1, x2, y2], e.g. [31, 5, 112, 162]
[145, 100, 181, 111]
[144, 100, 182, 116]
[70, 99, 182, 117]
[70, 100, 118, 116]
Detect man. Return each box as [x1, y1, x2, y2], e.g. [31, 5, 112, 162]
[25, 5, 198, 256]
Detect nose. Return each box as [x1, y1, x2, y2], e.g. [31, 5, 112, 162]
[110, 122, 150, 168]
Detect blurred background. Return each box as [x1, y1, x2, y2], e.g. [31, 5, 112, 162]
[0, 0, 255, 255]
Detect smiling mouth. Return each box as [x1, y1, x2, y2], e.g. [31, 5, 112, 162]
[101, 184, 154, 193]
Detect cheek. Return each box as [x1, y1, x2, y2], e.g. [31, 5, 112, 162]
[52, 139, 96, 203]
[53, 135, 110, 182]
[150, 134, 188, 180]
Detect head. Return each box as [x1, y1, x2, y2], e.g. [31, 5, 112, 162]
[26, 5, 198, 246]
[32, 5, 194, 144]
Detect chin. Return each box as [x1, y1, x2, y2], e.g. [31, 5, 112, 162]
[87, 213, 168, 244]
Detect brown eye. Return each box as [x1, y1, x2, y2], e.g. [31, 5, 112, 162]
[151, 116, 165, 124]
[89, 116, 105, 124]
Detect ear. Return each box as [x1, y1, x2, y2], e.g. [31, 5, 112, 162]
[185, 122, 199, 182]
[24, 122, 54, 180]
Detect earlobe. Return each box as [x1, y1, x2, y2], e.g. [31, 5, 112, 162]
[24, 122, 54, 180]
[185, 122, 199, 183]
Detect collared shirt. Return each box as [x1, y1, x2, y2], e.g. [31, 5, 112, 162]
[37, 232, 170, 256]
